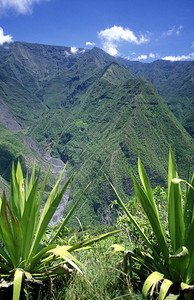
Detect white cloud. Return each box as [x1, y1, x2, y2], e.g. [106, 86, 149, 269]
[70, 46, 79, 54]
[176, 25, 183, 35]
[98, 25, 149, 56]
[162, 53, 194, 61]
[127, 53, 148, 61]
[149, 53, 155, 59]
[105, 46, 118, 56]
[162, 25, 183, 37]
[70, 47, 85, 55]
[86, 41, 95, 46]
[134, 54, 147, 61]
[0, 27, 13, 45]
[0, 0, 48, 14]
[126, 51, 160, 61]
[149, 53, 160, 59]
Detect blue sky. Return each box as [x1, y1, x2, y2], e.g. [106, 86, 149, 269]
[0, 0, 194, 62]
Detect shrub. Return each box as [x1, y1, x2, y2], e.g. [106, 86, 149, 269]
[0, 161, 120, 300]
[108, 149, 194, 299]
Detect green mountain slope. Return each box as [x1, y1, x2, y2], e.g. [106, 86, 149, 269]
[117, 58, 194, 137]
[1, 42, 193, 135]
[29, 61, 194, 226]
[0, 42, 193, 227]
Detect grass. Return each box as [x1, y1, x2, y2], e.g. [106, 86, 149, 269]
[25, 232, 143, 300]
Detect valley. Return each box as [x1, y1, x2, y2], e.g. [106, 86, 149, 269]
[0, 42, 193, 227]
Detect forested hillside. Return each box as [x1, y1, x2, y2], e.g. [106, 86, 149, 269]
[118, 58, 194, 137]
[0, 42, 193, 226]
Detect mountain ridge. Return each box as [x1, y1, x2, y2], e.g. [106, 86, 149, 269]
[0, 41, 193, 226]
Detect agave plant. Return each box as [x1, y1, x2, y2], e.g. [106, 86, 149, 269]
[0, 161, 120, 300]
[108, 149, 194, 299]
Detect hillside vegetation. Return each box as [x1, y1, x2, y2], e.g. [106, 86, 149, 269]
[0, 42, 193, 226]
[118, 58, 194, 137]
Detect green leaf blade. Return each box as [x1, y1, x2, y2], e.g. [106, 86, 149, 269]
[30, 167, 70, 257]
[131, 172, 169, 264]
[184, 173, 194, 241]
[142, 271, 164, 298]
[13, 269, 24, 300]
[158, 278, 173, 300]
[168, 149, 185, 252]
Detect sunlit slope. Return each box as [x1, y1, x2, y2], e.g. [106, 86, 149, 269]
[0, 42, 193, 226]
[30, 62, 194, 225]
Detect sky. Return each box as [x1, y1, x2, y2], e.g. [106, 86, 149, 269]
[0, 0, 194, 62]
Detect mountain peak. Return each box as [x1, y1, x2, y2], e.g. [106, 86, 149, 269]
[100, 62, 133, 85]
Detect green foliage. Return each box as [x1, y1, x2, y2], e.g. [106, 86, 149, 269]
[32, 231, 139, 300]
[0, 126, 27, 182]
[118, 59, 194, 137]
[0, 161, 120, 299]
[0, 42, 194, 227]
[0, 161, 77, 299]
[109, 149, 194, 299]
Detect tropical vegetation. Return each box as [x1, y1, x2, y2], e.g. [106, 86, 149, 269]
[0, 42, 194, 227]
[108, 149, 194, 299]
[0, 41, 194, 299]
[0, 161, 120, 300]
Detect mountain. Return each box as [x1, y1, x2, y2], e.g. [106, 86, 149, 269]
[0, 42, 193, 226]
[1, 42, 193, 136]
[117, 58, 194, 137]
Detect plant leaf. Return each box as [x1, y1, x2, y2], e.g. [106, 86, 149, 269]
[184, 173, 194, 242]
[131, 171, 169, 266]
[15, 161, 25, 217]
[159, 278, 174, 300]
[168, 148, 185, 252]
[33, 168, 50, 237]
[169, 246, 190, 281]
[48, 245, 84, 273]
[165, 294, 180, 299]
[28, 162, 36, 197]
[69, 229, 122, 252]
[106, 175, 168, 274]
[29, 244, 57, 271]
[138, 156, 155, 207]
[13, 269, 24, 300]
[29, 167, 69, 257]
[0, 192, 22, 267]
[142, 271, 164, 298]
[110, 244, 126, 252]
[9, 162, 21, 219]
[50, 178, 87, 244]
[185, 218, 194, 284]
[21, 175, 40, 260]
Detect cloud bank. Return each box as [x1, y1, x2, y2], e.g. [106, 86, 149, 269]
[162, 53, 194, 61]
[0, 0, 48, 14]
[98, 25, 149, 56]
[0, 27, 13, 45]
[132, 54, 147, 61]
